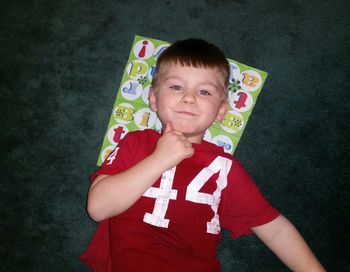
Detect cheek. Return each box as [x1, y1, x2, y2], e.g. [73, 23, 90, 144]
[205, 102, 225, 118]
[201, 100, 219, 110]
[156, 92, 173, 107]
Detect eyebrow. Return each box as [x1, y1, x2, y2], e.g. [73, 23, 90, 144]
[163, 76, 222, 90]
[162, 76, 183, 82]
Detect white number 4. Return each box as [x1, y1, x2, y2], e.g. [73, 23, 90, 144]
[143, 156, 232, 234]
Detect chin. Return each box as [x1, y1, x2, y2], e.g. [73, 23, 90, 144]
[181, 129, 203, 138]
[173, 125, 195, 134]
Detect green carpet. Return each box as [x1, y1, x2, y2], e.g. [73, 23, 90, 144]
[1, 0, 349, 271]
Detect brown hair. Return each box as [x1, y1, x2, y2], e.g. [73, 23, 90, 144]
[151, 39, 230, 89]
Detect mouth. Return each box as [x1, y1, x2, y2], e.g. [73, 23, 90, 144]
[175, 111, 198, 117]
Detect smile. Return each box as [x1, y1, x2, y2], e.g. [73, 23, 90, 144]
[175, 111, 198, 117]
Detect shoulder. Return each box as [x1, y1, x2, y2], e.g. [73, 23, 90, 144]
[99, 129, 160, 171]
[200, 140, 250, 173]
[199, 140, 239, 161]
[117, 129, 160, 157]
[193, 140, 240, 168]
[122, 129, 161, 143]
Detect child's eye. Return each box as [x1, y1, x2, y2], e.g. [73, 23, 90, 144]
[170, 85, 182, 91]
[199, 89, 211, 96]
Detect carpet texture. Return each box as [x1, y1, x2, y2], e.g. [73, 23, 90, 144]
[1, 0, 349, 271]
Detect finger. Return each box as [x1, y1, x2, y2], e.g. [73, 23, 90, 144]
[184, 140, 193, 147]
[163, 122, 173, 134]
[185, 147, 195, 158]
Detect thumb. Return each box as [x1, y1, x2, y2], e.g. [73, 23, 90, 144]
[163, 122, 173, 134]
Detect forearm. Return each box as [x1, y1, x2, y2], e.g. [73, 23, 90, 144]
[87, 125, 194, 222]
[87, 153, 171, 222]
[252, 215, 325, 272]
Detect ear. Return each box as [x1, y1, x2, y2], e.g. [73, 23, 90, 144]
[148, 87, 157, 112]
[215, 100, 228, 122]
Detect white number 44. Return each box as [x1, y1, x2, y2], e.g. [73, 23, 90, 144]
[143, 156, 232, 234]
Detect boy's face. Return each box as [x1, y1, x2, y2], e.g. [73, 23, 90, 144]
[149, 63, 228, 143]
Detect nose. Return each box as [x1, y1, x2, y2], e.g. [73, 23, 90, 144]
[181, 92, 196, 104]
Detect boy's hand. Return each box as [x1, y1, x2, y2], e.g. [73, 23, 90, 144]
[153, 123, 194, 168]
[88, 123, 194, 221]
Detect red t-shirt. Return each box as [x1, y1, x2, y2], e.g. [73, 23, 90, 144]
[81, 129, 279, 271]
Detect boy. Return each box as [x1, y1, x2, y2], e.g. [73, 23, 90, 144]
[81, 39, 325, 271]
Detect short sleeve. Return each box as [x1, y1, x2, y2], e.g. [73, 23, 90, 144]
[90, 132, 137, 184]
[219, 158, 280, 239]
